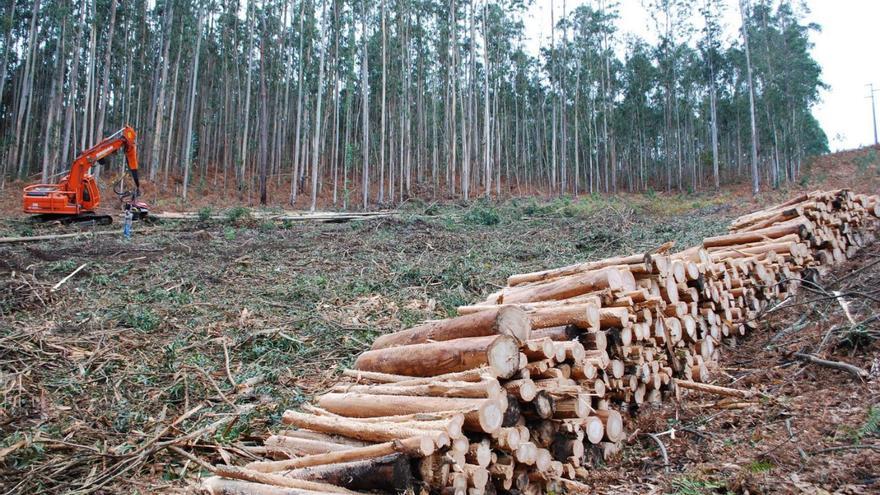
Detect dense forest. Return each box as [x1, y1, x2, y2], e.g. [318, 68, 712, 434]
[0, 0, 827, 209]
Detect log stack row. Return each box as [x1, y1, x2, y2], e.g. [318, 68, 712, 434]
[202, 189, 880, 495]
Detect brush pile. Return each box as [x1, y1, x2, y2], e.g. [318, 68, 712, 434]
[201, 190, 880, 495]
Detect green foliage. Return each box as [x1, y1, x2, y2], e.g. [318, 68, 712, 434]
[226, 206, 252, 225]
[49, 259, 79, 273]
[111, 400, 145, 433]
[747, 459, 774, 473]
[214, 410, 255, 444]
[398, 308, 427, 328]
[423, 202, 442, 216]
[1, 433, 45, 470]
[669, 476, 728, 495]
[463, 203, 501, 226]
[132, 287, 193, 306]
[798, 173, 811, 187]
[117, 308, 160, 333]
[576, 225, 624, 254]
[15, 225, 34, 237]
[223, 226, 237, 241]
[197, 207, 213, 222]
[858, 405, 880, 441]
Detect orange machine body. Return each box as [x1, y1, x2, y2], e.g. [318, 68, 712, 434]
[23, 126, 139, 216]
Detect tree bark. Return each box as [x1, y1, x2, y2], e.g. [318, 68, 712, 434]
[370, 306, 530, 350]
[740, 0, 760, 195]
[182, 7, 204, 201]
[360, 0, 370, 209]
[316, 392, 504, 433]
[355, 334, 521, 379]
[94, 0, 118, 148]
[283, 454, 414, 492]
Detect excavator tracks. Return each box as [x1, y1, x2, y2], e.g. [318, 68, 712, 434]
[30, 213, 114, 226]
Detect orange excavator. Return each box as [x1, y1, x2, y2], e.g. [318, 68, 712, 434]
[22, 126, 150, 225]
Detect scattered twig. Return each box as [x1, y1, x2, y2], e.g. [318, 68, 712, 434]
[640, 432, 670, 473]
[0, 230, 117, 244]
[810, 444, 880, 454]
[793, 352, 869, 380]
[167, 445, 217, 473]
[221, 339, 237, 388]
[831, 290, 857, 325]
[674, 378, 760, 399]
[50, 263, 88, 292]
[0, 438, 28, 461]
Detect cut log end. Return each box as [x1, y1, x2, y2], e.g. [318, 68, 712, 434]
[585, 416, 605, 445]
[487, 335, 522, 379]
[497, 306, 532, 343]
[478, 400, 504, 434]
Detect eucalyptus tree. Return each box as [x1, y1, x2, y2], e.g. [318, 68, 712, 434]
[0, 0, 829, 205]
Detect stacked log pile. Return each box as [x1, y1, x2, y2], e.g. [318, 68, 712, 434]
[202, 190, 880, 495]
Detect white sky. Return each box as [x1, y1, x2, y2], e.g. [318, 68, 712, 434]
[524, 0, 880, 152]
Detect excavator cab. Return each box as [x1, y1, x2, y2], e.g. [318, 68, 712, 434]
[23, 174, 101, 214]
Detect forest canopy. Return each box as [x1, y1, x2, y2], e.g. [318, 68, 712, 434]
[0, 0, 827, 208]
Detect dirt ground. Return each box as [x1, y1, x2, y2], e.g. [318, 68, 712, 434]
[1, 147, 879, 494]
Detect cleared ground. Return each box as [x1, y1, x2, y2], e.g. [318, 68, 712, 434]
[1, 147, 879, 494]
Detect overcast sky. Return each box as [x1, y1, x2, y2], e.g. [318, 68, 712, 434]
[523, 0, 880, 152]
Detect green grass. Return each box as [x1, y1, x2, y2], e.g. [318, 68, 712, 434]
[115, 307, 161, 333]
[49, 259, 79, 273]
[747, 459, 774, 473]
[669, 476, 728, 495]
[858, 405, 880, 441]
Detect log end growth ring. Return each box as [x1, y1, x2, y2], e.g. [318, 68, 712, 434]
[496, 306, 532, 343]
[487, 335, 521, 379]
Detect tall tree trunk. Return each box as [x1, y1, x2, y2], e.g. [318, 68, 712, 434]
[482, 0, 490, 198]
[149, 0, 173, 181]
[182, 7, 204, 201]
[94, 0, 117, 148]
[290, 0, 307, 204]
[449, 0, 457, 198]
[11, 0, 40, 178]
[41, 19, 65, 183]
[710, 76, 720, 190]
[740, 0, 760, 195]
[379, 0, 386, 204]
[61, 2, 85, 170]
[310, 0, 328, 211]
[360, 0, 370, 209]
[0, 0, 15, 115]
[80, 0, 97, 154]
[240, 4, 254, 197]
[259, 11, 270, 205]
[163, 30, 184, 189]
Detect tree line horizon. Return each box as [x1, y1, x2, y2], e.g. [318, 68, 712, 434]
[0, 0, 827, 209]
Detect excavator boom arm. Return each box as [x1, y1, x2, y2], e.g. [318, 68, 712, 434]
[68, 126, 140, 204]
